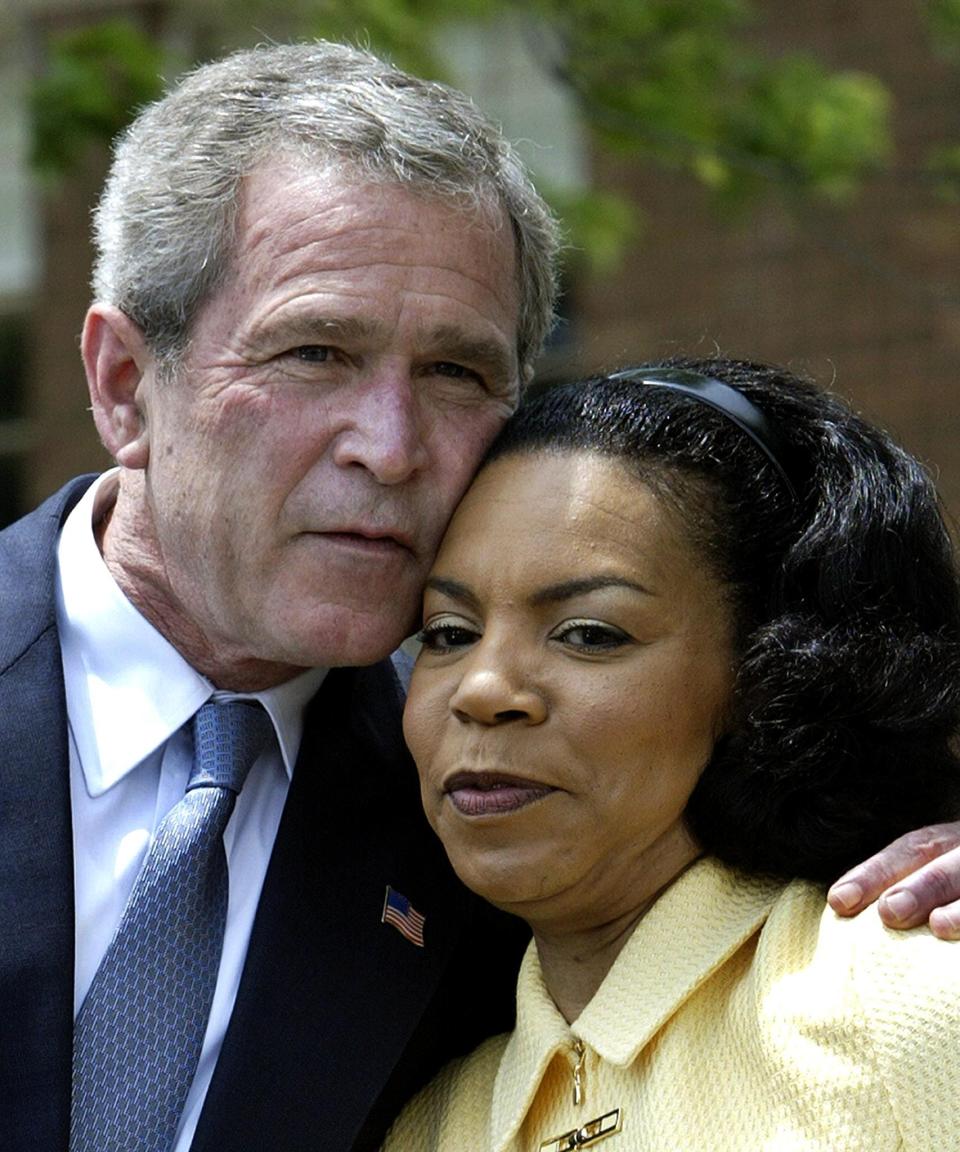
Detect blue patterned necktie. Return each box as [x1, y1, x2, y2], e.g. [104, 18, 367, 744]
[70, 699, 274, 1152]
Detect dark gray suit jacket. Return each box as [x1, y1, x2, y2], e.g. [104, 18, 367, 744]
[0, 478, 527, 1150]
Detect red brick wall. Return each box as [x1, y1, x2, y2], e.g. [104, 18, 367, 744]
[572, 1, 960, 520]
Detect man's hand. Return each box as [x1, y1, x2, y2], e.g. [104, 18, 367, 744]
[827, 823, 960, 938]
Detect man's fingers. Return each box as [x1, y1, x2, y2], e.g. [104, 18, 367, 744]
[875, 849, 960, 928]
[827, 822, 960, 918]
[929, 900, 960, 940]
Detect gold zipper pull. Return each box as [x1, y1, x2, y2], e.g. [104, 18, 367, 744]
[572, 1039, 586, 1107]
[539, 1109, 623, 1151]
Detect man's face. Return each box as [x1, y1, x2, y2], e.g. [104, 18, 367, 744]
[109, 163, 521, 687]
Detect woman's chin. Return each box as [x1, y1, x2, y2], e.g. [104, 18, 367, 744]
[444, 841, 560, 915]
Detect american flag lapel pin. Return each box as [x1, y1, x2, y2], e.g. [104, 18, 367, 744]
[381, 885, 426, 948]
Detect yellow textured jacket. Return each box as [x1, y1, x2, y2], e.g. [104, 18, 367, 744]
[382, 857, 960, 1151]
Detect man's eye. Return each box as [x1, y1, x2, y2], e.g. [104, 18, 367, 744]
[293, 346, 332, 363]
[433, 362, 482, 383]
[552, 621, 632, 652]
[416, 620, 480, 652]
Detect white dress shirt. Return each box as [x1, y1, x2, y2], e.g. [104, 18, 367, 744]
[56, 470, 327, 1152]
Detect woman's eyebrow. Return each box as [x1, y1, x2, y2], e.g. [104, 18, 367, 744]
[529, 575, 653, 606]
[424, 577, 482, 612]
[425, 574, 654, 611]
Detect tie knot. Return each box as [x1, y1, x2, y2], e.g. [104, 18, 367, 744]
[188, 700, 273, 794]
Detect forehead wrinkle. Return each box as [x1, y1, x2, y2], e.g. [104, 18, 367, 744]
[249, 312, 386, 346]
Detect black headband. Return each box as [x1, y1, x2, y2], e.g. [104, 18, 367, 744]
[606, 366, 798, 502]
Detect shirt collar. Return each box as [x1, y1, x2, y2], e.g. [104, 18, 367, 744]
[56, 470, 327, 796]
[490, 859, 785, 1150]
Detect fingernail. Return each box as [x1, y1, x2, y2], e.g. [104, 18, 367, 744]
[931, 909, 960, 939]
[829, 881, 863, 912]
[882, 890, 918, 922]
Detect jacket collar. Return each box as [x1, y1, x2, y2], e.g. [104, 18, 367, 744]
[490, 858, 785, 1150]
[0, 476, 97, 1150]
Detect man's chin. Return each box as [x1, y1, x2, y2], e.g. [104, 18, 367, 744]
[286, 607, 419, 670]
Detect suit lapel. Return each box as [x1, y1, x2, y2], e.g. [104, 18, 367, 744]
[194, 660, 468, 1151]
[0, 479, 94, 1151]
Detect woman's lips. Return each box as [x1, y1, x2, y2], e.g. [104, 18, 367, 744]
[443, 771, 555, 816]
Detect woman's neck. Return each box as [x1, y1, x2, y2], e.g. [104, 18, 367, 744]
[529, 834, 702, 1023]
[533, 905, 652, 1023]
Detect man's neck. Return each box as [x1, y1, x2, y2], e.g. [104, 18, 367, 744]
[97, 475, 309, 692]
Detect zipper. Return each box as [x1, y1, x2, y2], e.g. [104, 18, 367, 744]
[571, 1039, 586, 1107]
[539, 1040, 623, 1150]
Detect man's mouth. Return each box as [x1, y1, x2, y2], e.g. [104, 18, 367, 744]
[316, 528, 415, 556]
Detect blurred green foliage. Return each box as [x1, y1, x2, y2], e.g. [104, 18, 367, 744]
[30, 20, 168, 178]
[929, 144, 960, 202]
[526, 0, 890, 204]
[26, 0, 958, 266]
[925, 0, 960, 199]
[928, 0, 960, 58]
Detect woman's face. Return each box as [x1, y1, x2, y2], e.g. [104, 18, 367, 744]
[404, 451, 737, 933]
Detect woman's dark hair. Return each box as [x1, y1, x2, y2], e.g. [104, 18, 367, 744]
[484, 356, 960, 883]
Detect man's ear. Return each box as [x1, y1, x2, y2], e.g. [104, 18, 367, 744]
[82, 304, 154, 470]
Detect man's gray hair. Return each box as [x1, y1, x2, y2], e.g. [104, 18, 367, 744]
[92, 40, 561, 376]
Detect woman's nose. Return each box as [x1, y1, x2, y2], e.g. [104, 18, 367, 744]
[449, 654, 548, 727]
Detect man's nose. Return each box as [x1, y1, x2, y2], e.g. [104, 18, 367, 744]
[449, 644, 548, 727]
[332, 373, 430, 484]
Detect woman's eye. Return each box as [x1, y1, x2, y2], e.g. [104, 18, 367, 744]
[417, 620, 480, 653]
[553, 621, 631, 652]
